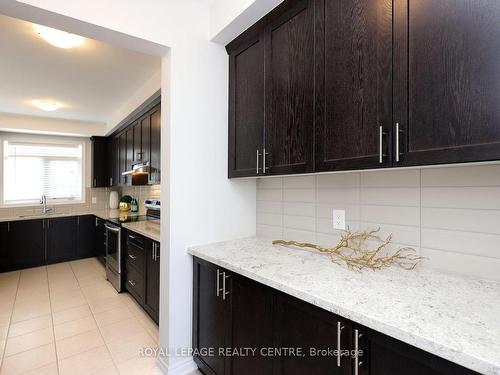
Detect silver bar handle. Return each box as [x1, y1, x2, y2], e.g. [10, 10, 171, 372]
[222, 272, 230, 300]
[128, 254, 137, 260]
[256, 150, 261, 174]
[128, 280, 136, 287]
[263, 148, 269, 173]
[354, 329, 363, 375]
[379, 126, 386, 164]
[216, 269, 221, 297]
[94, 178, 97, 187]
[154, 243, 159, 261]
[105, 224, 120, 233]
[396, 122, 402, 162]
[337, 321, 344, 367]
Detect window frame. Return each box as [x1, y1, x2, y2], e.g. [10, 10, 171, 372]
[0, 133, 87, 208]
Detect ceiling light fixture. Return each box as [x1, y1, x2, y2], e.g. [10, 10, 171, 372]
[34, 24, 85, 49]
[33, 100, 62, 112]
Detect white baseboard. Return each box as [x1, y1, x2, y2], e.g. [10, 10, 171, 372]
[156, 356, 198, 375]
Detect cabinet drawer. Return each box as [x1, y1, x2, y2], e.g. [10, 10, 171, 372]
[126, 242, 144, 271]
[126, 231, 144, 247]
[125, 264, 145, 302]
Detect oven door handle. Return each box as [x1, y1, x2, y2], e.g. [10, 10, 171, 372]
[105, 224, 120, 233]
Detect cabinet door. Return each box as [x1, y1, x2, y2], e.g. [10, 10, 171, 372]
[315, 0, 393, 172]
[77, 215, 95, 259]
[91, 137, 109, 187]
[108, 136, 119, 187]
[227, 23, 265, 178]
[193, 258, 229, 375]
[273, 292, 352, 375]
[145, 240, 160, 323]
[394, 0, 500, 166]
[47, 217, 78, 264]
[119, 132, 128, 185]
[7, 219, 45, 270]
[140, 114, 150, 164]
[149, 106, 161, 184]
[264, 0, 314, 175]
[94, 218, 106, 265]
[228, 274, 274, 375]
[0, 222, 9, 272]
[126, 126, 135, 171]
[355, 326, 478, 375]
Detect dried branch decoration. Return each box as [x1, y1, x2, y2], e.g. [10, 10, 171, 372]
[273, 228, 424, 271]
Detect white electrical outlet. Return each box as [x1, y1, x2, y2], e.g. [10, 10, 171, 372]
[91, 197, 97, 204]
[333, 209, 346, 230]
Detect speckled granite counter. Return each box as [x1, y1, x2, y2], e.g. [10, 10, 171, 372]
[122, 220, 160, 242]
[188, 237, 500, 375]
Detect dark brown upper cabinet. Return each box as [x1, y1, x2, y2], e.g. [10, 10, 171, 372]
[227, 0, 500, 178]
[227, 22, 265, 178]
[90, 137, 109, 188]
[149, 106, 161, 184]
[394, 0, 500, 167]
[227, 0, 314, 178]
[264, 0, 314, 175]
[315, 0, 393, 172]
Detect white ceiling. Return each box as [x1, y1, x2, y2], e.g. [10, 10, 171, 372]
[0, 14, 161, 124]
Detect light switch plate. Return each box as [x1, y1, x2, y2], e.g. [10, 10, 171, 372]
[333, 209, 346, 230]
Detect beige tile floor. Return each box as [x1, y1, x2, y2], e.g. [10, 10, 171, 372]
[0, 258, 161, 375]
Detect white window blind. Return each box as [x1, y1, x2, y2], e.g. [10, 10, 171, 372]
[3, 140, 83, 205]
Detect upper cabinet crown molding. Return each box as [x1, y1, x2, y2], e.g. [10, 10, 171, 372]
[227, 0, 500, 178]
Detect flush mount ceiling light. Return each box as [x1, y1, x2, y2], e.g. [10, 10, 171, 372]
[34, 24, 85, 49]
[33, 100, 62, 112]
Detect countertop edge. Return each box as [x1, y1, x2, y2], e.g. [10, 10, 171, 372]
[122, 222, 160, 242]
[188, 245, 497, 375]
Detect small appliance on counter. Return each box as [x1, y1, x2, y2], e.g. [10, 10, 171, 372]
[105, 198, 161, 292]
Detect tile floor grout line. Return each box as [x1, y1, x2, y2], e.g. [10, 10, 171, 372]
[71, 260, 121, 375]
[46, 265, 61, 375]
[0, 270, 21, 372]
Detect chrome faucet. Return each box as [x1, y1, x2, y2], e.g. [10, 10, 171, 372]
[40, 195, 52, 215]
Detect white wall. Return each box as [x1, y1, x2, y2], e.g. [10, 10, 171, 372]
[0, 112, 105, 137]
[0, 1, 259, 374]
[256, 164, 500, 281]
[209, 0, 284, 44]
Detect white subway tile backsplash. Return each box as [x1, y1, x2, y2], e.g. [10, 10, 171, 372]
[256, 164, 500, 281]
[316, 188, 359, 204]
[257, 224, 283, 239]
[283, 202, 315, 217]
[257, 201, 282, 214]
[420, 248, 500, 281]
[316, 173, 359, 188]
[283, 228, 316, 243]
[257, 188, 282, 202]
[361, 205, 420, 226]
[257, 212, 282, 227]
[421, 164, 500, 187]
[283, 175, 315, 189]
[361, 187, 420, 207]
[422, 207, 500, 234]
[257, 177, 282, 189]
[283, 189, 315, 202]
[361, 169, 420, 187]
[422, 187, 500, 209]
[421, 228, 500, 259]
[283, 215, 315, 232]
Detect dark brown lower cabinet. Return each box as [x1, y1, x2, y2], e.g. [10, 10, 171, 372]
[193, 257, 479, 375]
[46, 216, 78, 264]
[273, 292, 351, 375]
[0, 222, 10, 272]
[7, 219, 45, 271]
[94, 217, 107, 265]
[77, 215, 96, 259]
[124, 230, 160, 324]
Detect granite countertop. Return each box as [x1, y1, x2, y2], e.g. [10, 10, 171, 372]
[122, 220, 160, 242]
[188, 237, 500, 375]
[0, 209, 145, 223]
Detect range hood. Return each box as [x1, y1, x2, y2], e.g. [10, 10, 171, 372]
[122, 162, 149, 185]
